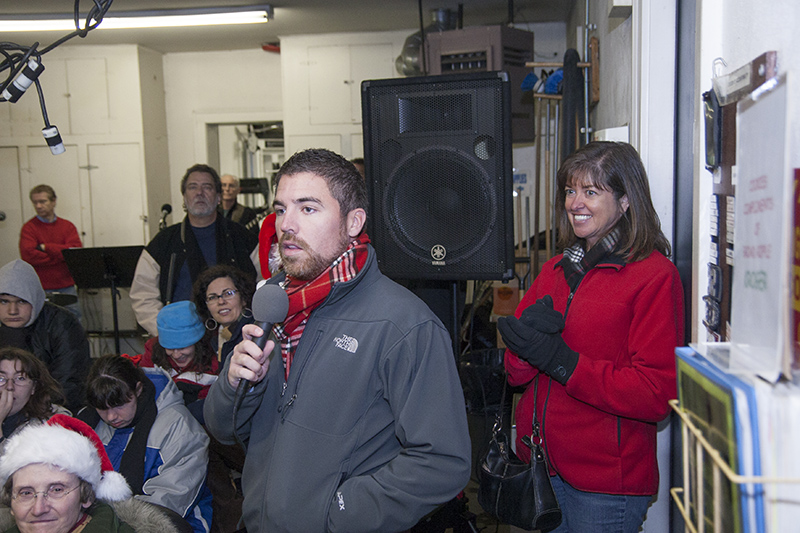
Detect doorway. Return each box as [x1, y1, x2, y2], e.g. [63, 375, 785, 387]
[206, 121, 284, 228]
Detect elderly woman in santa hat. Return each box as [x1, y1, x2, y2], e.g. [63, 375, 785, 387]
[0, 414, 191, 533]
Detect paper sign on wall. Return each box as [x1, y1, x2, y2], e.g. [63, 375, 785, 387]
[730, 74, 791, 382]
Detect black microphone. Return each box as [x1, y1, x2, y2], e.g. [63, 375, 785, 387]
[231, 283, 289, 447]
[236, 283, 290, 393]
[159, 204, 172, 231]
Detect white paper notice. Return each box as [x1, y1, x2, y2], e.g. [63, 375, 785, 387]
[730, 75, 791, 382]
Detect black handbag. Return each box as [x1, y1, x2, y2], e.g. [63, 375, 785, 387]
[477, 377, 562, 531]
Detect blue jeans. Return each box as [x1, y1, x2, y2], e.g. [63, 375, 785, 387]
[548, 475, 652, 533]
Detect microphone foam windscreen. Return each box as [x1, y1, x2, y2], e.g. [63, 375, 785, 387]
[252, 283, 290, 323]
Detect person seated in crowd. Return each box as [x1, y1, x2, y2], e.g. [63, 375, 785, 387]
[138, 301, 218, 422]
[77, 355, 213, 533]
[0, 347, 68, 451]
[192, 266, 255, 532]
[192, 265, 255, 366]
[0, 260, 90, 412]
[0, 413, 193, 533]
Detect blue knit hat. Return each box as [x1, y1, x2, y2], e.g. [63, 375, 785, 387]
[157, 301, 205, 349]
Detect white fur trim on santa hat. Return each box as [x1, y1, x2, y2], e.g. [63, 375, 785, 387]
[0, 423, 132, 501]
[94, 469, 132, 501]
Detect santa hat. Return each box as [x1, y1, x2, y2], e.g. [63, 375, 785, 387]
[0, 414, 132, 502]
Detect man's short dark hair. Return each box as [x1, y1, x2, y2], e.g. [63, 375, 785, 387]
[29, 184, 56, 201]
[275, 149, 368, 223]
[180, 164, 222, 195]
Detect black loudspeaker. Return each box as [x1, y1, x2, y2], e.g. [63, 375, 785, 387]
[362, 71, 514, 281]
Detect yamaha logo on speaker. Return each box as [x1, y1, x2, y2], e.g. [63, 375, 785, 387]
[431, 244, 446, 265]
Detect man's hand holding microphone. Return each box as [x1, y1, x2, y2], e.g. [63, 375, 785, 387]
[227, 284, 289, 389]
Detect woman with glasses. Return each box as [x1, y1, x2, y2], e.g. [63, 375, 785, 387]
[192, 265, 255, 368]
[0, 414, 194, 533]
[0, 347, 67, 453]
[191, 266, 254, 533]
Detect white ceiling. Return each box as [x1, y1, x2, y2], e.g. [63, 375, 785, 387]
[6, 0, 575, 54]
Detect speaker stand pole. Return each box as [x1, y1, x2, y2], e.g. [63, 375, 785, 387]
[451, 281, 459, 365]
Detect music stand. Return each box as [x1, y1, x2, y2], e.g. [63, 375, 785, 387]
[63, 246, 144, 354]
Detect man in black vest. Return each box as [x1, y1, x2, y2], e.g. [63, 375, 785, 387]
[130, 164, 259, 336]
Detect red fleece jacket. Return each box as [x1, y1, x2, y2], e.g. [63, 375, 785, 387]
[19, 216, 82, 289]
[506, 251, 684, 495]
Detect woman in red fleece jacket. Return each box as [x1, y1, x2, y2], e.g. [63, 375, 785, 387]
[498, 142, 684, 533]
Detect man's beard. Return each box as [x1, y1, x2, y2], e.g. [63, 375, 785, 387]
[185, 198, 216, 218]
[280, 223, 351, 281]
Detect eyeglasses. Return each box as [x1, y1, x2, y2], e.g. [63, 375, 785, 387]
[206, 288, 238, 304]
[0, 375, 32, 387]
[12, 485, 79, 504]
[186, 183, 216, 193]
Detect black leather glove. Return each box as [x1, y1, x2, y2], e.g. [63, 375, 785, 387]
[498, 297, 579, 385]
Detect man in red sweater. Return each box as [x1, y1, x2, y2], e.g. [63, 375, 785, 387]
[19, 184, 83, 319]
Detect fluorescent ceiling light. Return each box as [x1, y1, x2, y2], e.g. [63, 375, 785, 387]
[0, 5, 273, 32]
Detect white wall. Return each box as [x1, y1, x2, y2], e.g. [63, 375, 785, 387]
[591, 1, 633, 133]
[280, 30, 410, 158]
[0, 44, 160, 250]
[162, 48, 283, 213]
[693, 0, 800, 340]
[521, 21, 569, 63]
[138, 46, 171, 240]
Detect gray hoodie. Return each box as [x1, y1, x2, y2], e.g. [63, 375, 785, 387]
[0, 259, 89, 411]
[0, 260, 46, 327]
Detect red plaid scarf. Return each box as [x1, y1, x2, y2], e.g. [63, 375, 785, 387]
[273, 233, 370, 378]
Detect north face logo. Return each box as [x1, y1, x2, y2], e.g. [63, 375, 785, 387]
[334, 334, 358, 353]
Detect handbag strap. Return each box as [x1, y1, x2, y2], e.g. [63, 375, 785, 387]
[492, 372, 509, 435]
[531, 375, 541, 442]
[496, 372, 543, 450]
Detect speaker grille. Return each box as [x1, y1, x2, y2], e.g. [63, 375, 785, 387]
[385, 145, 496, 266]
[363, 72, 514, 280]
[398, 93, 473, 133]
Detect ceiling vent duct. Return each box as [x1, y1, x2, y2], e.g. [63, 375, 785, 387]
[395, 8, 458, 77]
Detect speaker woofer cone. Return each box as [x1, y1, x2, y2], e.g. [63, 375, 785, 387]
[384, 145, 496, 265]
